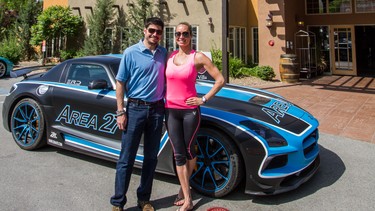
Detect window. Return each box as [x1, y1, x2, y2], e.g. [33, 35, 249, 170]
[252, 27, 259, 64]
[66, 64, 110, 87]
[164, 26, 199, 51]
[229, 26, 247, 63]
[306, 0, 352, 14]
[164, 27, 176, 52]
[356, 0, 375, 12]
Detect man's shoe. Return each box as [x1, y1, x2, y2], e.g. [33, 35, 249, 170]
[137, 200, 155, 211]
[112, 206, 123, 211]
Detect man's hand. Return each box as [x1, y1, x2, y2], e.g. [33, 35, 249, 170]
[117, 114, 128, 131]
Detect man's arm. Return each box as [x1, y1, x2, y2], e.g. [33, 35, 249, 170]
[116, 80, 127, 130]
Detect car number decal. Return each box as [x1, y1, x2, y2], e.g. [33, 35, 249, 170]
[262, 100, 290, 124]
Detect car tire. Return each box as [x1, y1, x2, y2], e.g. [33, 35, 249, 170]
[0, 61, 6, 78]
[11, 98, 47, 150]
[191, 128, 244, 198]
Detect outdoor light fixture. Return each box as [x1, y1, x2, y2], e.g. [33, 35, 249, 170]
[208, 17, 213, 26]
[266, 12, 273, 28]
[178, 0, 185, 3]
[297, 21, 305, 27]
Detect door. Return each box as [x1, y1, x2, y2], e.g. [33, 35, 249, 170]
[355, 25, 375, 76]
[330, 26, 357, 75]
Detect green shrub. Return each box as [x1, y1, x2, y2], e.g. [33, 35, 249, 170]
[211, 48, 222, 71]
[229, 57, 246, 77]
[0, 36, 22, 64]
[210, 48, 275, 80]
[74, 50, 87, 58]
[60, 50, 77, 61]
[252, 65, 275, 81]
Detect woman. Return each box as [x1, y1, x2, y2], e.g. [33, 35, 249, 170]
[165, 22, 225, 211]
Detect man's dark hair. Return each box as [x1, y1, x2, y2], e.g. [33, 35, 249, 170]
[145, 17, 164, 29]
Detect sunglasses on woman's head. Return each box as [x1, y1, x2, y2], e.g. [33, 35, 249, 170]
[147, 28, 163, 35]
[175, 31, 190, 38]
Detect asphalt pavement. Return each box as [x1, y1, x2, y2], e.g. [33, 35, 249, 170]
[1, 75, 375, 211]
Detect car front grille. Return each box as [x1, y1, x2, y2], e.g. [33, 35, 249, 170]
[303, 129, 319, 159]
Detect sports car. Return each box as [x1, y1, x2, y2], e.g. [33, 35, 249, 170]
[0, 56, 14, 78]
[2, 55, 320, 197]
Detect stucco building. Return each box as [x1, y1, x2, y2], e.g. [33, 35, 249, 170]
[43, 0, 375, 79]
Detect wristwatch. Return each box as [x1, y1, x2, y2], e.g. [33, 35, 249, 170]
[202, 96, 207, 104]
[116, 108, 126, 117]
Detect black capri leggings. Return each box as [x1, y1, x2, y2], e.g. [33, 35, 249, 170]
[165, 107, 201, 166]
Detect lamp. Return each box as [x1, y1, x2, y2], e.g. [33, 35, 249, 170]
[297, 21, 305, 27]
[207, 17, 213, 26]
[266, 12, 273, 28]
[178, 0, 185, 3]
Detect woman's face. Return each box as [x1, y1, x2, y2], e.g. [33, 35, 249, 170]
[175, 24, 191, 47]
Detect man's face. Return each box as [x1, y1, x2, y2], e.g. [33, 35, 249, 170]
[144, 24, 163, 46]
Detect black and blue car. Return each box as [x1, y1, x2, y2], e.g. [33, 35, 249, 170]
[2, 55, 320, 197]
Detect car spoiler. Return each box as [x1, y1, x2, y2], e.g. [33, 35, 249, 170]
[10, 65, 56, 78]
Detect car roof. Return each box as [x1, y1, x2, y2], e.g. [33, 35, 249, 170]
[68, 54, 122, 64]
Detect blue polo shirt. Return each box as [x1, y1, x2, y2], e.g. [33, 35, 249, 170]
[116, 40, 167, 102]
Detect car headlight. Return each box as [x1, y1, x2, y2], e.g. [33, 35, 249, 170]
[240, 120, 287, 147]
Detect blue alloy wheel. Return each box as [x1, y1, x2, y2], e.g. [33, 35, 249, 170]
[191, 128, 243, 197]
[11, 98, 46, 150]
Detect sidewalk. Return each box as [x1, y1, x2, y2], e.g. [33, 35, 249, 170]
[254, 75, 375, 143]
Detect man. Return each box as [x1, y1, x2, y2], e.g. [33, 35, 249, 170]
[110, 17, 167, 211]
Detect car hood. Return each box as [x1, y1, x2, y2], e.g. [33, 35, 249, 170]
[196, 81, 318, 135]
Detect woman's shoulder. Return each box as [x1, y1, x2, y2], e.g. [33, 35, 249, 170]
[168, 50, 179, 58]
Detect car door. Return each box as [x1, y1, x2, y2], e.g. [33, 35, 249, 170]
[51, 62, 121, 159]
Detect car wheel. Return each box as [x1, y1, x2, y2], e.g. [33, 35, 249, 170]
[0, 61, 6, 78]
[191, 128, 243, 198]
[11, 98, 46, 150]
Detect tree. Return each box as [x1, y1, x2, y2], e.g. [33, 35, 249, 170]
[0, 1, 18, 40]
[122, 0, 158, 49]
[83, 0, 115, 55]
[30, 6, 83, 57]
[15, 0, 43, 60]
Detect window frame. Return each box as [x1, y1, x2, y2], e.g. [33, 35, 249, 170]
[228, 26, 247, 63]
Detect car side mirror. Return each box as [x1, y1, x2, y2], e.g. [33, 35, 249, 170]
[88, 79, 108, 90]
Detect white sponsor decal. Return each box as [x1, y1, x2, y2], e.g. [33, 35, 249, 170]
[48, 139, 63, 147]
[50, 132, 57, 139]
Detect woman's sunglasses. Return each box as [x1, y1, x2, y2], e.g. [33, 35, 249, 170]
[147, 28, 163, 35]
[175, 31, 190, 38]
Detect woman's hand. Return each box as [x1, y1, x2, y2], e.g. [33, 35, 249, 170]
[186, 97, 204, 106]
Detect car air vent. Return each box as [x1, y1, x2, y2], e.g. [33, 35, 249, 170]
[248, 95, 271, 105]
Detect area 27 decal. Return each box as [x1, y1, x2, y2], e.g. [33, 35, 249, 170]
[56, 105, 118, 134]
[262, 100, 290, 124]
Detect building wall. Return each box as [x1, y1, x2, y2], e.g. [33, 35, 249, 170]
[161, 0, 223, 52]
[257, 1, 287, 79]
[65, 0, 224, 53]
[43, 0, 68, 9]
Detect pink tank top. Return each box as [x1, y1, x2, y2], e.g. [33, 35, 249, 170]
[165, 50, 198, 109]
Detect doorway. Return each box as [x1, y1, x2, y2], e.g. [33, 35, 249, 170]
[355, 26, 375, 76]
[330, 26, 357, 76]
